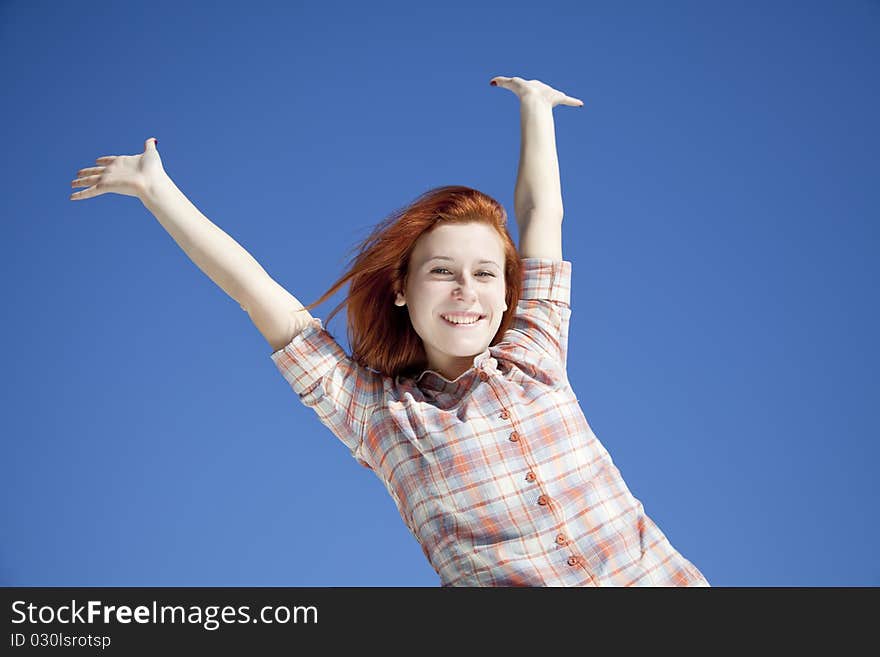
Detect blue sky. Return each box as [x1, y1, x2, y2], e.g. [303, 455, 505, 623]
[2, 0, 878, 587]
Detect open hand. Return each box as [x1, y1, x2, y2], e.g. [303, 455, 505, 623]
[489, 76, 584, 108]
[70, 137, 165, 201]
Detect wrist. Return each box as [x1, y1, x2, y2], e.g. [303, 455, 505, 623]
[519, 91, 552, 108]
[140, 170, 174, 209]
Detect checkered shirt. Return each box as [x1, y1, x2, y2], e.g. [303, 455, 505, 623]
[271, 258, 710, 586]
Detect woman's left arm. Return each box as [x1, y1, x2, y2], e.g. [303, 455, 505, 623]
[490, 76, 583, 261]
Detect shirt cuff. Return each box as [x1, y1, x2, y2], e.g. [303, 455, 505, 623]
[269, 317, 341, 399]
[520, 258, 572, 305]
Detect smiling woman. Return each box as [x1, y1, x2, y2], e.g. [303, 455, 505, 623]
[71, 74, 710, 586]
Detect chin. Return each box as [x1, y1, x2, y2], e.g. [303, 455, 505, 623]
[442, 338, 491, 357]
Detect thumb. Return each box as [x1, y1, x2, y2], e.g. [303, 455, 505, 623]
[144, 137, 158, 151]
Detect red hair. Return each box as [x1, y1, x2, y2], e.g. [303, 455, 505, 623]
[300, 185, 523, 379]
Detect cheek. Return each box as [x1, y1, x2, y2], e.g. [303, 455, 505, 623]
[406, 299, 434, 329]
[490, 284, 508, 308]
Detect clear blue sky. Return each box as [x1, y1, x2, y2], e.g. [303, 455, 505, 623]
[2, 0, 877, 587]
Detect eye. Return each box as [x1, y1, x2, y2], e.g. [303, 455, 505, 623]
[430, 268, 496, 278]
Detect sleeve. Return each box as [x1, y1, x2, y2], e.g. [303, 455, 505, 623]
[269, 317, 383, 469]
[501, 258, 573, 369]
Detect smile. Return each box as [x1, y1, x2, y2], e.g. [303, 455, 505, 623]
[440, 314, 485, 327]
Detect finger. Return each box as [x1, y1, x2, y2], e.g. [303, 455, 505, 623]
[561, 95, 585, 107]
[96, 156, 117, 164]
[70, 185, 100, 201]
[489, 76, 513, 88]
[76, 166, 105, 178]
[71, 174, 101, 189]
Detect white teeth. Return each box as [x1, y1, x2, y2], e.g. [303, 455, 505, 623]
[442, 315, 482, 325]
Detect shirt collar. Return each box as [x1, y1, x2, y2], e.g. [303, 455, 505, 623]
[398, 348, 497, 395]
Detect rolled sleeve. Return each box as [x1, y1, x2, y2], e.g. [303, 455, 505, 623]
[270, 317, 382, 469]
[502, 258, 573, 368]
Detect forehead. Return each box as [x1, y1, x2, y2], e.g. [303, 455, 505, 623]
[411, 223, 505, 263]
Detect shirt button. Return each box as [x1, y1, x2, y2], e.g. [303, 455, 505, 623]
[555, 533, 567, 545]
[525, 471, 536, 482]
[537, 494, 549, 506]
[479, 371, 489, 382]
[509, 432, 519, 442]
[567, 556, 579, 567]
[500, 410, 509, 419]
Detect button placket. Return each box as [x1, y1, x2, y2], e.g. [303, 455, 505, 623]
[477, 362, 596, 583]
[494, 392, 557, 540]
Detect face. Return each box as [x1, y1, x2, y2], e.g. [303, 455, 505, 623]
[395, 222, 508, 381]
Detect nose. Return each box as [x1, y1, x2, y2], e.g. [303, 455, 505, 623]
[453, 274, 478, 301]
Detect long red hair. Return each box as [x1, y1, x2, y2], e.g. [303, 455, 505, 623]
[300, 185, 523, 379]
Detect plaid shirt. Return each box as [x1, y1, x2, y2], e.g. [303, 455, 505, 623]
[271, 258, 709, 586]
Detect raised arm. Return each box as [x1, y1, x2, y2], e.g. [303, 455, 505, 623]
[70, 138, 314, 352]
[490, 76, 583, 261]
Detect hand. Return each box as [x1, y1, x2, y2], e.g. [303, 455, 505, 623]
[70, 137, 166, 202]
[489, 76, 584, 108]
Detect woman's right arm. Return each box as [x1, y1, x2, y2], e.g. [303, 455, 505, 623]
[70, 137, 314, 352]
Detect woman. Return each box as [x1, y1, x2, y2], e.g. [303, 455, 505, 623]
[70, 76, 709, 586]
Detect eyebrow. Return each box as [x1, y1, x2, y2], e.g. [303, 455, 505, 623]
[423, 256, 501, 268]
